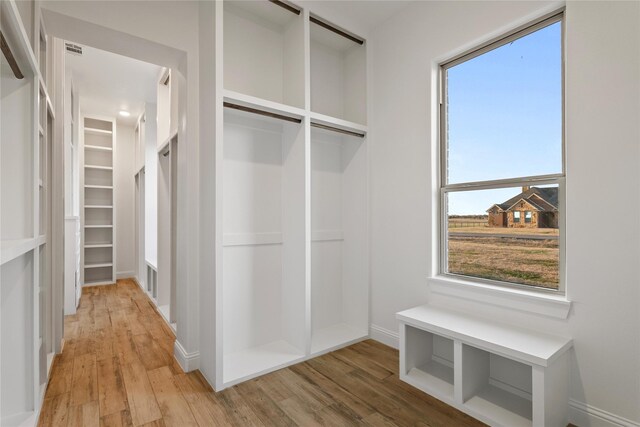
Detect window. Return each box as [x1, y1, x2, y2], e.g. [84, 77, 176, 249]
[440, 12, 564, 292]
[514, 211, 521, 223]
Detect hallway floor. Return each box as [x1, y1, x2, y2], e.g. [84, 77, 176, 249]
[38, 279, 484, 427]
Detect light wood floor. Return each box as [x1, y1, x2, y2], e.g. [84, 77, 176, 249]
[38, 279, 485, 427]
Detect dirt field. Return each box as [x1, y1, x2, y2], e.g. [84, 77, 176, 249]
[449, 226, 559, 236]
[447, 234, 559, 289]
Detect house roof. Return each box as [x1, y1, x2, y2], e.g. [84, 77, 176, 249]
[488, 187, 558, 213]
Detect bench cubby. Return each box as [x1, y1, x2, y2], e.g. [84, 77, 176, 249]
[397, 305, 572, 427]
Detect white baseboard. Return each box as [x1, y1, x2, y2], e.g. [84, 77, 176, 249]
[1, 411, 36, 427]
[570, 399, 639, 427]
[174, 340, 199, 372]
[370, 324, 399, 349]
[131, 276, 145, 290]
[116, 271, 135, 279]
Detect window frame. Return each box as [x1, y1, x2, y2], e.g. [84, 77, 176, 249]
[525, 211, 532, 223]
[514, 211, 521, 223]
[438, 10, 566, 294]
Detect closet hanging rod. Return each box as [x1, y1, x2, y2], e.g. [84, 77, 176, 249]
[224, 102, 302, 124]
[268, 0, 301, 16]
[311, 122, 365, 138]
[310, 16, 364, 46]
[0, 31, 24, 79]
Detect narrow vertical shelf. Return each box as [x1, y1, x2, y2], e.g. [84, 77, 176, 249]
[221, 107, 306, 385]
[310, 125, 368, 355]
[82, 117, 115, 285]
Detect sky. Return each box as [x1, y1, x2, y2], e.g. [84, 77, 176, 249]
[446, 22, 562, 215]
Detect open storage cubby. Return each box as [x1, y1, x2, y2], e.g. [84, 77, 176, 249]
[310, 126, 368, 354]
[222, 108, 306, 385]
[84, 266, 112, 284]
[85, 168, 113, 187]
[310, 16, 367, 125]
[462, 345, 533, 427]
[84, 187, 112, 206]
[84, 208, 113, 226]
[82, 116, 115, 285]
[402, 325, 455, 399]
[84, 227, 113, 246]
[147, 264, 158, 299]
[224, 0, 304, 108]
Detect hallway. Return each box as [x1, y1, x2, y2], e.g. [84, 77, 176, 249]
[37, 280, 482, 427]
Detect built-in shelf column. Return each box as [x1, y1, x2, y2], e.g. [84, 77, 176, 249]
[82, 117, 116, 285]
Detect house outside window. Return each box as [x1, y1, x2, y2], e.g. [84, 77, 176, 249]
[439, 12, 565, 292]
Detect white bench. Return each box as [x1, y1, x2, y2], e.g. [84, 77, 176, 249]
[396, 304, 572, 427]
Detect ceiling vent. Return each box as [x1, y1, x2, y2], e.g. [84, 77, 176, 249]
[65, 42, 83, 56]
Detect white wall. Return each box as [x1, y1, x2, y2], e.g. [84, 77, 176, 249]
[115, 123, 136, 278]
[369, 1, 640, 425]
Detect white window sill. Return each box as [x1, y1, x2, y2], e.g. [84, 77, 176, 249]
[428, 275, 572, 319]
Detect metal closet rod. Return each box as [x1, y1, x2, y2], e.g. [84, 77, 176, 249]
[0, 30, 24, 79]
[310, 16, 364, 46]
[223, 102, 302, 123]
[311, 122, 365, 138]
[268, 0, 301, 15]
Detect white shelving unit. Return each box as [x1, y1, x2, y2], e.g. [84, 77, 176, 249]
[1, 1, 59, 423]
[81, 116, 116, 286]
[213, 0, 369, 390]
[397, 305, 573, 427]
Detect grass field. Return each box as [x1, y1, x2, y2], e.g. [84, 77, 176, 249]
[447, 233, 559, 289]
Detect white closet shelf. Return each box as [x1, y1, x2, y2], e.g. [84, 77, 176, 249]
[85, 145, 112, 152]
[224, 341, 305, 387]
[85, 205, 113, 209]
[84, 185, 113, 189]
[85, 127, 113, 136]
[85, 262, 113, 269]
[223, 89, 306, 121]
[309, 111, 368, 136]
[310, 323, 368, 356]
[84, 224, 113, 228]
[84, 244, 113, 248]
[85, 165, 113, 170]
[1, 238, 37, 265]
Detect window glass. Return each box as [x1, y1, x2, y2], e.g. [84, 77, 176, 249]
[445, 22, 562, 184]
[445, 185, 560, 289]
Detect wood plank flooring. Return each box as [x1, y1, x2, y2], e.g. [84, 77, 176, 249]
[39, 279, 485, 427]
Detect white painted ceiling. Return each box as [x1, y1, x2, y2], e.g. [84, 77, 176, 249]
[65, 43, 161, 126]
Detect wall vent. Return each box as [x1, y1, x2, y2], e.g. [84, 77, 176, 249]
[65, 42, 83, 56]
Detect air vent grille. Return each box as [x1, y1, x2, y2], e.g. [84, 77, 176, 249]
[65, 42, 82, 55]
